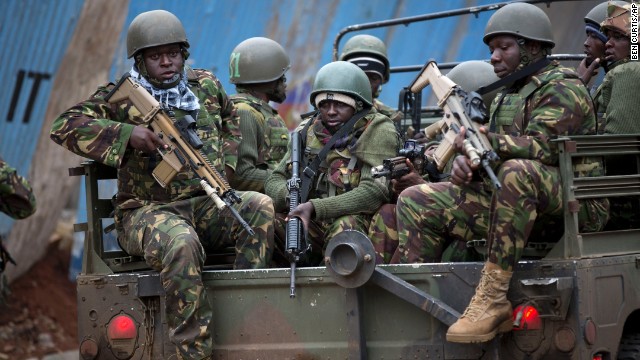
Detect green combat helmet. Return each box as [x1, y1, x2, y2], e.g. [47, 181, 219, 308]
[126, 10, 189, 59]
[310, 61, 373, 109]
[483, 2, 555, 47]
[229, 37, 290, 84]
[585, 2, 611, 27]
[447, 60, 501, 107]
[339, 34, 390, 83]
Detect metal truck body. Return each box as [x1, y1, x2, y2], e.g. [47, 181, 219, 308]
[73, 134, 640, 360]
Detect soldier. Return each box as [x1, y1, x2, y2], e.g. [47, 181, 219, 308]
[228, 37, 291, 193]
[595, 1, 640, 135]
[265, 61, 399, 265]
[577, 1, 615, 90]
[393, 3, 609, 343]
[594, 2, 640, 230]
[50, 10, 274, 360]
[369, 60, 499, 264]
[339, 35, 403, 134]
[0, 156, 37, 303]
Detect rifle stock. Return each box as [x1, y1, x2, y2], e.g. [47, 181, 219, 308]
[410, 60, 501, 189]
[105, 74, 255, 235]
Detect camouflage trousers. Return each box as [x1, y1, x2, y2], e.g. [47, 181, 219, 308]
[273, 212, 371, 267]
[369, 204, 483, 264]
[116, 191, 274, 360]
[394, 159, 609, 270]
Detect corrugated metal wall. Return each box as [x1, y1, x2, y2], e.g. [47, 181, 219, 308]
[1, 0, 600, 262]
[0, 0, 85, 233]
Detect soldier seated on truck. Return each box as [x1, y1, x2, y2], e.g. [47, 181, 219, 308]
[227, 37, 291, 193]
[368, 60, 500, 264]
[265, 61, 399, 266]
[591, 2, 640, 230]
[339, 34, 403, 135]
[50, 10, 274, 360]
[392, 3, 609, 343]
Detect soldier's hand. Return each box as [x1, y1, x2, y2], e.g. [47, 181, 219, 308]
[412, 131, 429, 145]
[391, 159, 427, 194]
[453, 126, 468, 154]
[129, 125, 167, 153]
[450, 155, 477, 186]
[577, 58, 600, 85]
[287, 201, 315, 232]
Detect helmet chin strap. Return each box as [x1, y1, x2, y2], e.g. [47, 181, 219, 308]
[516, 39, 532, 70]
[516, 38, 551, 71]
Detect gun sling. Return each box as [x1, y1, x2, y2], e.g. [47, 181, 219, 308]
[299, 107, 371, 203]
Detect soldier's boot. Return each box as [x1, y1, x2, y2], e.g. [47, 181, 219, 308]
[446, 261, 513, 343]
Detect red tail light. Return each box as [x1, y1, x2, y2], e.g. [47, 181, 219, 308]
[513, 304, 541, 330]
[593, 355, 603, 360]
[108, 314, 137, 339]
[107, 313, 138, 359]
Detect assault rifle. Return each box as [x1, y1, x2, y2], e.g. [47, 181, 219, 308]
[285, 131, 306, 298]
[411, 60, 501, 189]
[371, 139, 427, 180]
[105, 74, 255, 235]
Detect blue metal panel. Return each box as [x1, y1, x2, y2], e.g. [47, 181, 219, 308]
[0, 0, 85, 233]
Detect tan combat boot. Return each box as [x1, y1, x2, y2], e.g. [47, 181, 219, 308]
[446, 261, 514, 343]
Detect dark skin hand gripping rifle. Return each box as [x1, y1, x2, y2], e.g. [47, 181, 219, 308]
[105, 74, 255, 235]
[411, 60, 501, 189]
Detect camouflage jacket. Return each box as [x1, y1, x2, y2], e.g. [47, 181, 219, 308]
[50, 68, 240, 210]
[230, 93, 289, 192]
[488, 61, 597, 168]
[0, 157, 36, 219]
[265, 111, 399, 221]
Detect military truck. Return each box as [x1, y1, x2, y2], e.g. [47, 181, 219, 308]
[71, 132, 640, 360]
[72, 2, 640, 359]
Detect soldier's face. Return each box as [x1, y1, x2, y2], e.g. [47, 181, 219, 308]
[268, 75, 287, 103]
[488, 35, 521, 78]
[584, 31, 606, 65]
[143, 44, 184, 81]
[604, 29, 630, 62]
[318, 100, 355, 132]
[366, 72, 383, 99]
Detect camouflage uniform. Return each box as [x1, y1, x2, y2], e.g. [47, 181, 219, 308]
[50, 68, 274, 360]
[394, 62, 609, 270]
[0, 157, 36, 221]
[230, 93, 289, 192]
[266, 111, 398, 265]
[0, 157, 37, 303]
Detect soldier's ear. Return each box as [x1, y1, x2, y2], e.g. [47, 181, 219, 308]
[526, 41, 543, 56]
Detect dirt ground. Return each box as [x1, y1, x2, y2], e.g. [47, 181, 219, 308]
[0, 241, 78, 359]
